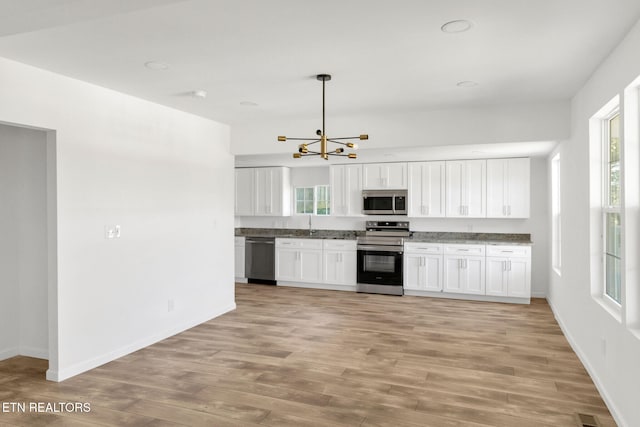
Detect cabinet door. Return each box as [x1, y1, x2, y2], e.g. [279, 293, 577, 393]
[235, 169, 254, 216]
[408, 162, 445, 217]
[486, 159, 508, 218]
[506, 158, 530, 218]
[461, 256, 485, 294]
[404, 253, 424, 290]
[386, 163, 407, 189]
[507, 258, 530, 297]
[486, 257, 508, 296]
[443, 256, 463, 292]
[331, 165, 362, 216]
[234, 244, 245, 278]
[254, 168, 274, 215]
[324, 250, 357, 285]
[465, 160, 486, 218]
[424, 254, 443, 291]
[330, 166, 347, 216]
[362, 164, 384, 189]
[487, 158, 530, 218]
[299, 249, 323, 283]
[275, 248, 298, 281]
[254, 167, 290, 216]
[445, 161, 465, 217]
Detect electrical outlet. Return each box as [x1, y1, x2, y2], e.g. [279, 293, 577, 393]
[104, 225, 115, 239]
[114, 225, 121, 238]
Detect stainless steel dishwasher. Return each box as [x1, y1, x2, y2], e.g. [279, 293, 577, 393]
[245, 237, 276, 284]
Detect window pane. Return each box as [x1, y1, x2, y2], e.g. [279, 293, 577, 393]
[296, 201, 305, 214]
[296, 188, 305, 200]
[609, 114, 620, 163]
[605, 254, 621, 304]
[305, 188, 314, 200]
[605, 213, 621, 257]
[304, 201, 313, 213]
[604, 212, 621, 304]
[609, 162, 620, 206]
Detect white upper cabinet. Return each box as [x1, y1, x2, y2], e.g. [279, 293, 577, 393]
[407, 161, 445, 217]
[330, 164, 363, 216]
[445, 160, 486, 218]
[362, 162, 408, 189]
[235, 167, 291, 216]
[234, 168, 255, 216]
[486, 158, 530, 218]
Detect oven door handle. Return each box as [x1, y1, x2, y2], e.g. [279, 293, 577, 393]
[358, 245, 403, 253]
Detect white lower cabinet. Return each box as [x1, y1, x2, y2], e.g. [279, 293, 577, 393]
[404, 243, 443, 291]
[443, 244, 486, 295]
[485, 245, 531, 298]
[275, 239, 323, 284]
[322, 240, 357, 286]
[234, 236, 245, 279]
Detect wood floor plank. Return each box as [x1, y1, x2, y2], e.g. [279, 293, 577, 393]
[0, 284, 617, 426]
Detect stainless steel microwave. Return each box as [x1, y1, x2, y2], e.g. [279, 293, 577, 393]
[362, 190, 408, 215]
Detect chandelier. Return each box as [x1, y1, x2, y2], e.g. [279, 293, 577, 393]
[278, 74, 368, 160]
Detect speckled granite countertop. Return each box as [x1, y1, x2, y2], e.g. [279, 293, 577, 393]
[235, 228, 532, 245]
[408, 232, 532, 245]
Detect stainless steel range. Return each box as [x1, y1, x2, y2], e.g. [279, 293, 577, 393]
[356, 221, 410, 296]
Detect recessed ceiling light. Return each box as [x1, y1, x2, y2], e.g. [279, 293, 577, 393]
[441, 20, 473, 33]
[191, 90, 207, 99]
[144, 61, 169, 71]
[456, 81, 478, 88]
[240, 101, 259, 107]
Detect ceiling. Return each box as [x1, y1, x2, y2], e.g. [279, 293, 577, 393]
[1, 0, 639, 160]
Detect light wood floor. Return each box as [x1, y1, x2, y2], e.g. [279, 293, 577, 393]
[0, 284, 616, 426]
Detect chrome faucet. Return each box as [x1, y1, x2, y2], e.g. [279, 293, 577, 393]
[308, 215, 316, 236]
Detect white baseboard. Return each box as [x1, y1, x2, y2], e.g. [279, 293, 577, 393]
[46, 302, 236, 382]
[404, 290, 530, 305]
[531, 291, 547, 298]
[277, 281, 356, 292]
[19, 346, 48, 359]
[547, 298, 627, 427]
[0, 347, 19, 361]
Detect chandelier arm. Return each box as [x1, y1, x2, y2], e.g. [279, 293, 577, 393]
[326, 136, 363, 140]
[326, 140, 351, 146]
[285, 137, 321, 141]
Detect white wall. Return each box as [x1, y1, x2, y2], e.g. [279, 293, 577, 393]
[238, 157, 549, 296]
[0, 125, 49, 360]
[0, 56, 235, 381]
[232, 101, 569, 156]
[548, 18, 640, 427]
[0, 130, 20, 360]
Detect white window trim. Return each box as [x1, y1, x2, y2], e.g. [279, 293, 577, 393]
[589, 95, 622, 321]
[551, 153, 561, 276]
[602, 109, 622, 306]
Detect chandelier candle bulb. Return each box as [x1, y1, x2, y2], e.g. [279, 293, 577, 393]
[279, 74, 366, 160]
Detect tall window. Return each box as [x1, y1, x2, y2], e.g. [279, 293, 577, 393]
[295, 185, 331, 215]
[603, 111, 622, 304]
[551, 153, 561, 274]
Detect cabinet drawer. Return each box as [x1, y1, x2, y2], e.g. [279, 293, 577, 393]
[323, 239, 357, 251]
[444, 244, 485, 256]
[235, 236, 245, 246]
[276, 238, 323, 250]
[486, 245, 531, 257]
[404, 242, 443, 254]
